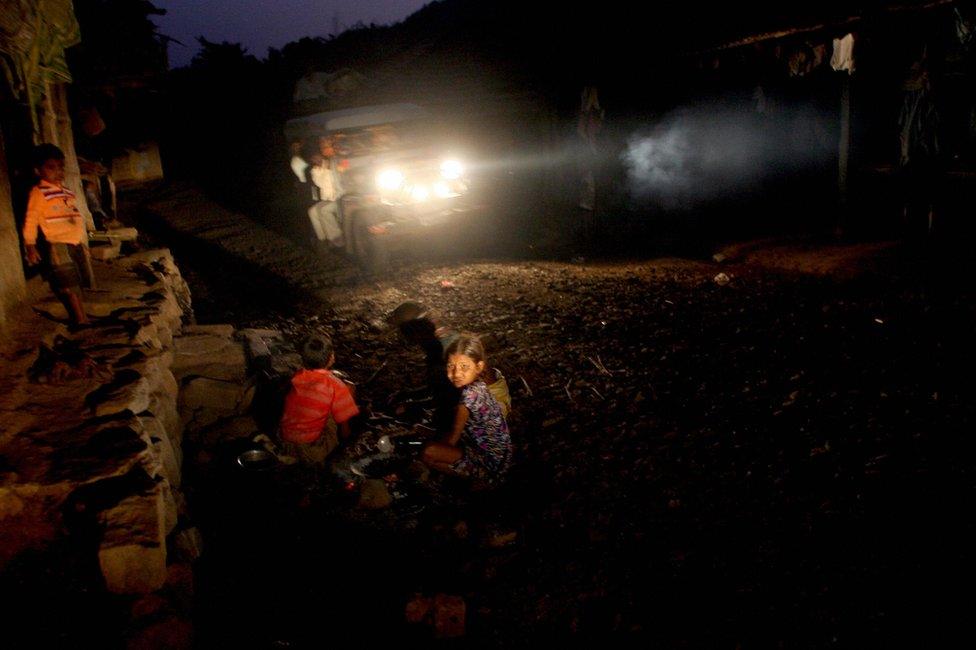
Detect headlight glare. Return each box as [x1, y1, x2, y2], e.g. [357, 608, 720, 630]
[376, 169, 404, 191]
[440, 159, 463, 180]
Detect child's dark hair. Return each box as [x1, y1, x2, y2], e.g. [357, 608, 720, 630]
[300, 140, 319, 163]
[32, 143, 65, 169]
[391, 301, 437, 343]
[444, 332, 488, 373]
[299, 333, 334, 369]
[390, 300, 425, 323]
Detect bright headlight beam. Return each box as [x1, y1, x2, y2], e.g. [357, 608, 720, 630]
[411, 185, 430, 202]
[433, 181, 452, 198]
[440, 159, 463, 180]
[377, 169, 404, 190]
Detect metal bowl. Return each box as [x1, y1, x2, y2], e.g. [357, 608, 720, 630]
[349, 453, 409, 478]
[236, 448, 277, 471]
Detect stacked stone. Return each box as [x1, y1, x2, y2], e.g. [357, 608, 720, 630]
[0, 249, 200, 597]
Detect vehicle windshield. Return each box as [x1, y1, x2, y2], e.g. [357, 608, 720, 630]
[329, 121, 427, 158]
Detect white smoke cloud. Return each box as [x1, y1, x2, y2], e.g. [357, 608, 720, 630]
[622, 104, 833, 208]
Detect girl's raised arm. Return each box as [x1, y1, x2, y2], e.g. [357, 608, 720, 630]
[444, 405, 469, 446]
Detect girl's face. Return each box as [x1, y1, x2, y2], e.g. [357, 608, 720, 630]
[446, 353, 484, 388]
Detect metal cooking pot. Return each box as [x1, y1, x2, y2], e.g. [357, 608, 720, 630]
[236, 448, 277, 471]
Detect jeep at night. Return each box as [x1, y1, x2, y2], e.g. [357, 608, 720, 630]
[285, 103, 479, 273]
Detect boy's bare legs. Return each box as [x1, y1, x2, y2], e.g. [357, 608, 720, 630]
[77, 245, 97, 290]
[56, 288, 89, 326]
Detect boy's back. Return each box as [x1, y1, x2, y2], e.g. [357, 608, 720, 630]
[280, 367, 359, 444]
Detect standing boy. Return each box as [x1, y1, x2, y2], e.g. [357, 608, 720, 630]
[22, 144, 95, 328]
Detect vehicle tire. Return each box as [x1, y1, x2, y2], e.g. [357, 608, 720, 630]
[350, 208, 390, 277]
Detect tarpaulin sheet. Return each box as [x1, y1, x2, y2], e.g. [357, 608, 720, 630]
[0, 0, 81, 134]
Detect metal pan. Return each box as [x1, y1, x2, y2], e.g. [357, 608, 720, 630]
[236, 448, 277, 471]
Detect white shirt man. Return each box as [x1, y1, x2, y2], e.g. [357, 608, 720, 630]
[307, 160, 343, 245]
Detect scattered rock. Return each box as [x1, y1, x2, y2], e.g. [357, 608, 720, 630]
[105, 227, 139, 242]
[179, 377, 254, 432]
[165, 562, 196, 609]
[89, 240, 122, 260]
[126, 615, 192, 650]
[405, 593, 433, 624]
[85, 369, 152, 416]
[172, 332, 246, 382]
[196, 415, 259, 446]
[357, 479, 392, 510]
[98, 488, 168, 594]
[130, 594, 168, 621]
[432, 594, 466, 639]
[172, 527, 204, 563]
[0, 488, 26, 519]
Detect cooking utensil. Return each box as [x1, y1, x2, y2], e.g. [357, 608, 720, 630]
[236, 448, 277, 471]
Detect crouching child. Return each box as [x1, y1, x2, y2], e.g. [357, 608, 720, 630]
[279, 333, 359, 466]
[422, 333, 512, 488]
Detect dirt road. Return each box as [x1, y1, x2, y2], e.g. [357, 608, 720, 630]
[140, 183, 974, 646]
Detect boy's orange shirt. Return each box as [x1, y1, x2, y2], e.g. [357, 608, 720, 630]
[22, 180, 85, 245]
[280, 368, 360, 444]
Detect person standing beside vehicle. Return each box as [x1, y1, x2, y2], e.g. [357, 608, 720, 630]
[289, 140, 309, 185]
[306, 137, 345, 248]
[577, 85, 604, 213]
[288, 140, 314, 243]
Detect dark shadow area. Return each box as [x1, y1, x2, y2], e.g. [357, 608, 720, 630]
[129, 189, 334, 323]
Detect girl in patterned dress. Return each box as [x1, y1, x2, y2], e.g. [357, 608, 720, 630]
[422, 333, 512, 485]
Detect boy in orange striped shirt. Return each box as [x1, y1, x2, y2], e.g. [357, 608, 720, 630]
[279, 333, 360, 466]
[22, 144, 94, 327]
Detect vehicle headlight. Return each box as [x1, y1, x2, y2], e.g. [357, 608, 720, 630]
[433, 181, 452, 198]
[376, 169, 405, 191]
[440, 159, 463, 180]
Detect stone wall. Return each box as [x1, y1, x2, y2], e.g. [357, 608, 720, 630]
[0, 245, 262, 647]
[0, 249, 194, 593]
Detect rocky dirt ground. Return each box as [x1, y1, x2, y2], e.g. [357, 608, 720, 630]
[135, 183, 974, 647]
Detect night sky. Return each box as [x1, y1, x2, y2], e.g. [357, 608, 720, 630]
[152, 0, 431, 68]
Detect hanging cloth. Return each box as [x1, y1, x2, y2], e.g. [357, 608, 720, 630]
[830, 33, 856, 74]
[0, 0, 81, 135]
[898, 61, 939, 166]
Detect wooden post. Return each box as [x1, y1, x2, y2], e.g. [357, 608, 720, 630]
[837, 74, 852, 234]
[38, 79, 94, 236]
